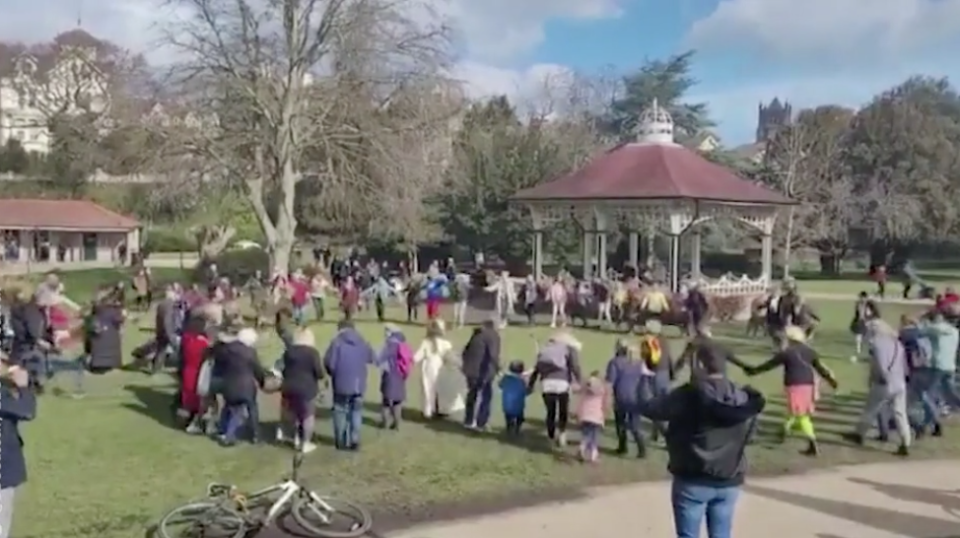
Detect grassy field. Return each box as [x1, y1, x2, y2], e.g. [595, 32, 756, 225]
[10, 289, 960, 538]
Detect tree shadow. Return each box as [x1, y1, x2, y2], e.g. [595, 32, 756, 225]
[846, 477, 960, 520]
[745, 483, 959, 537]
[122, 383, 181, 430]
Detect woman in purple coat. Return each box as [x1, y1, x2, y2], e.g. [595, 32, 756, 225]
[378, 325, 410, 430]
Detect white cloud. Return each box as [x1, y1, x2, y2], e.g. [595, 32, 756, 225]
[453, 61, 574, 109]
[447, 0, 622, 61]
[0, 0, 625, 108]
[687, 0, 960, 64]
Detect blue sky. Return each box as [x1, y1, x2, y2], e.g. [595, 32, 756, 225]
[453, 0, 960, 145]
[4, 0, 960, 146]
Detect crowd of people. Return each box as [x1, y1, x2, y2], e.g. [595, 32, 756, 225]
[6, 260, 960, 538]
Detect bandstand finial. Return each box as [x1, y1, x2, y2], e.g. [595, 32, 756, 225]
[636, 98, 675, 145]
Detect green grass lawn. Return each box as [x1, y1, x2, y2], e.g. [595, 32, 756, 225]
[9, 292, 957, 538]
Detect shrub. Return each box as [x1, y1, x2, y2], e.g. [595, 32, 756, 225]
[143, 228, 195, 254]
[196, 249, 269, 284]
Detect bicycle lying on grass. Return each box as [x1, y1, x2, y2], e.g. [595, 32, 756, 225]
[156, 453, 373, 538]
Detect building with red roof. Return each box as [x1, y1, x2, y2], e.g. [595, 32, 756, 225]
[0, 198, 140, 265]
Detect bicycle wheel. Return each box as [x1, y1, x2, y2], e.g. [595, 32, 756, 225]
[291, 494, 373, 538]
[157, 501, 247, 538]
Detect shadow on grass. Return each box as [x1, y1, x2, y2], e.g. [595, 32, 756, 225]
[122, 383, 181, 430]
[355, 401, 562, 457]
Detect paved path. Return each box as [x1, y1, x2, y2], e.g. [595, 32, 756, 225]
[0, 255, 198, 276]
[392, 461, 960, 538]
[804, 292, 933, 306]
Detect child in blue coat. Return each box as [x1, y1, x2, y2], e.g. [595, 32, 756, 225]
[499, 360, 528, 435]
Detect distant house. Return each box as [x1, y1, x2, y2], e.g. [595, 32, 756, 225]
[684, 131, 722, 152]
[0, 198, 140, 264]
[731, 141, 767, 164]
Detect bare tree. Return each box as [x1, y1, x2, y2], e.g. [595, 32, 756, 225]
[4, 30, 150, 184]
[764, 105, 856, 275]
[151, 0, 456, 273]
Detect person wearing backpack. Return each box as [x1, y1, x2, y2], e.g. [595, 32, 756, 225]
[527, 330, 583, 446]
[378, 324, 412, 430]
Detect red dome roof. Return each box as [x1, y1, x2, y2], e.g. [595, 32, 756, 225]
[512, 142, 793, 205]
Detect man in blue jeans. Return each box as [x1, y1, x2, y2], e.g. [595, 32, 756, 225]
[637, 337, 765, 538]
[919, 311, 960, 415]
[324, 320, 375, 450]
[460, 319, 501, 430]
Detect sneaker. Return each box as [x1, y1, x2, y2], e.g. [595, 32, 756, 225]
[186, 422, 203, 435]
[301, 441, 318, 454]
[294, 436, 302, 449]
[557, 432, 567, 447]
[275, 427, 286, 443]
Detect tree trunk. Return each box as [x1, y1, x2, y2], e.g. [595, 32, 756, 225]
[818, 254, 840, 276]
[781, 209, 795, 279]
[270, 242, 293, 275]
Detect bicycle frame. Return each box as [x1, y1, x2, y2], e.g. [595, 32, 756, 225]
[245, 480, 336, 525]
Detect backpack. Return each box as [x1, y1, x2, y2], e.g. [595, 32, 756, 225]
[536, 341, 569, 372]
[397, 341, 414, 380]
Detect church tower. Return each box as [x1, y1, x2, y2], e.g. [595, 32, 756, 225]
[756, 97, 792, 142]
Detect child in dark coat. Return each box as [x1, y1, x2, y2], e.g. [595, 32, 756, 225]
[499, 360, 528, 435]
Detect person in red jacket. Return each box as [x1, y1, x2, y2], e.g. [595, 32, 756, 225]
[341, 276, 360, 320]
[178, 314, 211, 434]
[871, 264, 887, 299]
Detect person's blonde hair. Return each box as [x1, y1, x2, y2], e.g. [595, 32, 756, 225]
[292, 327, 315, 347]
[625, 344, 641, 360]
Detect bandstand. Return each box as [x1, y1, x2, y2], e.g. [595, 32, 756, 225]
[510, 100, 796, 294]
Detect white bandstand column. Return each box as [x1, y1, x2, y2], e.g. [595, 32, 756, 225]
[761, 232, 773, 282]
[532, 230, 544, 277]
[596, 211, 608, 277]
[628, 232, 639, 268]
[690, 231, 702, 279]
[582, 230, 594, 279]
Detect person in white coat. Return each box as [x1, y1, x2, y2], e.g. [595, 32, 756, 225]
[413, 319, 465, 418]
[485, 271, 515, 328]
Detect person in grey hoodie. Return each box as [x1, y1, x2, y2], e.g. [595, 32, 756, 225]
[527, 330, 582, 446]
[323, 319, 376, 450]
[849, 319, 911, 456]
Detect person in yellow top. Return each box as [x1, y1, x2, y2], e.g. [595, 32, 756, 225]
[640, 281, 670, 320]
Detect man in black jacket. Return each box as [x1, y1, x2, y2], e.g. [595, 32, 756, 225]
[9, 292, 53, 392]
[637, 345, 765, 538]
[460, 319, 501, 430]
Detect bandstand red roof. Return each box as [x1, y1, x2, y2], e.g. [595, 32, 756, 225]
[511, 142, 794, 205]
